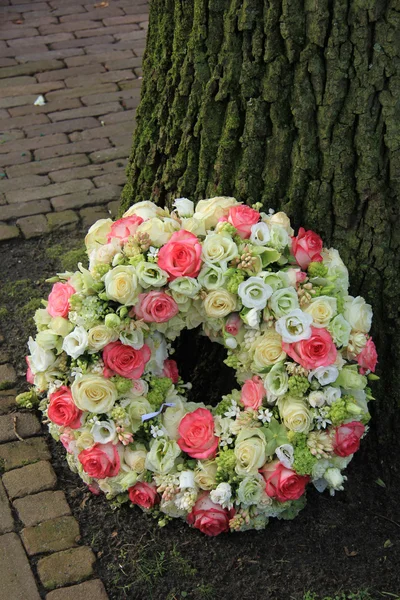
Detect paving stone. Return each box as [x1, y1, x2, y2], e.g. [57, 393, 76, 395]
[47, 209, 79, 230]
[21, 515, 80, 555]
[93, 172, 126, 187]
[0, 349, 10, 364]
[48, 101, 123, 122]
[51, 185, 121, 211]
[0, 133, 69, 155]
[0, 396, 16, 415]
[0, 128, 25, 142]
[0, 80, 64, 100]
[0, 174, 51, 193]
[39, 20, 102, 35]
[0, 150, 32, 167]
[64, 50, 134, 67]
[17, 214, 50, 238]
[24, 116, 101, 138]
[65, 69, 136, 88]
[0, 363, 17, 386]
[0, 437, 50, 471]
[0, 533, 41, 599]
[37, 64, 107, 83]
[9, 98, 82, 117]
[98, 108, 136, 125]
[45, 579, 109, 600]
[89, 145, 130, 163]
[80, 85, 141, 106]
[37, 546, 96, 590]
[0, 59, 64, 79]
[50, 35, 115, 51]
[7, 178, 94, 203]
[0, 412, 41, 443]
[14, 490, 71, 527]
[8, 33, 74, 48]
[49, 161, 124, 183]
[103, 14, 149, 26]
[60, 7, 124, 21]
[80, 206, 110, 228]
[0, 479, 14, 534]
[0, 113, 49, 130]
[35, 138, 111, 161]
[70, 122, 128, 142]
[6, 154, 89, 178]
[0, 223, 20, 241]
[16, 49, 84, 64]
[74, 24, 140, 39]
[2, 461, 57, 499]
[0, 75, 37, 88]
[0, 199, 51, 222]
[46, 82, 118, 102]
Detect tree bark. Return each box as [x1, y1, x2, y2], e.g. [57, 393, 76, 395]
[121, 0, 400, 469]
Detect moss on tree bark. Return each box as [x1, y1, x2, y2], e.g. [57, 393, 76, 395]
[121, 0, 400, 470]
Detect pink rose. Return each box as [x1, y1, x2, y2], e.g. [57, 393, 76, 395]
[60, 430, 77, 454]
[260, 460, 309, 502]
[157, 230, 202, 279]
[47, 281, 75, 318]
[128, 482, 160, 509]
[224, 313, 242, 336]
[133, 290, 179, 323]
[227, 205, 260, 239]
[48, 386, 82, 429]
[283, 327, 337, 370]
[107, 215, 143, 243]
[26, 357, 34, 385]
[291, 227, 323, 269]
[88, 482, 101, 495]
[103, 341, 151, 380]
[188, 493, 235, 536]
[162, 359, 179, 384]
[177, 407, 219, 460]
[333, 421, 365, 457]
[357, 338, 378, 374]
[241, 376, 266, 410]
[78, 442, 120, 478]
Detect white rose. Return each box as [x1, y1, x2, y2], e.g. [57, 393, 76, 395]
[72, 374, 117, 413]
[104, 265, 140, 305]
[202, 232, 238, 267]
[85, 218, 112, 253]
[136, 217, 179, 247]
[162, 397, 189, 440]
[62, 326, 88, 359]
[308, 365, 339, 386]
[252, 330, 286, 370]
[28, 337, 56, 374]
[275, 309, 313, 342]
[238, 277, 273, 309]
[304, 296, 337, 328]
[343, 296, 372, 333]
[91, 420, 117, 444]
[123, 200, 165, 220]
[308, 391, 326, 408]
[89, 242, 120, 270]
[123, 446, 147, 473]
[181, 216, 207, 236]
[250, 222, 271, 246]
[266, 211, 294, 235]
[278, 396, 312, 433]
[203, 289, 237, 318]
[194, 460, 218, 490]
[126, 396, 153, 432]
[234, 428, 267, 476]
[87, 325, 118, 353]
[194, 196, 238, 229]
[173, 197, 194, 217]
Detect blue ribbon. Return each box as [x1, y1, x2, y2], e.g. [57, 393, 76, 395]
[141, 402, 176, 422]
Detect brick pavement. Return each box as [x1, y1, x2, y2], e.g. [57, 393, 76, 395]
[0, 338, 109, 598]
[0, 0, 149, 241]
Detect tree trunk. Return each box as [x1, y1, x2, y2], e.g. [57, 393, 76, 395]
[121, 0, 400, 471]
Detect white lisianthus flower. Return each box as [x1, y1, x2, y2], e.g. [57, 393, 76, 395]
[308, 365, 339, 386]
[321, 248, 349, 294]
[145, 331, 168, 375]
[275, 309, 313, 343]
[275, 444, 295, 469]
[328, 314, 352, 347]
[62, 326, 88, 359]
[269, 287, 299, 317]
[181, 216, 207, 236]
[89, 241, 120, 271]
[145, 438, 181, 474]
[202, 233, 238, 267]
[123, 200, 165, 220]
[36, 330, 60, 350]
[303, 296, 337, 328]
[169, 276, 201, 298]
[343, 296, 373, 333]
[179, 470, 196, 490]
[264, 363, 289, 397]
[324, 467, 346, 494]
[104, 265, 140, 305]
[268, 224, 290, 251]
[173, 197, 194, 217]
[28, 337, 56, 373]
[210, 482, 233, 509]
[34, 308, 52, 329]
[324, 386, 341, 405]
[250, 222, 271, 246]
[194, 460, 218, 490]
[237, 475, 265, 506]
[238, 277, 273, 309]
[308, 391, 326, 408]
[91, 420, 117, 444]
[197, 264, 226, 290]
[241, 307, 261, 328]
[260, 270, 290, 291]
[136, 262, 169, 289]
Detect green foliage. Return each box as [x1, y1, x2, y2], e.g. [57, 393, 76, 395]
[301, 591, 378, 600]
[46, 244, 87, 271]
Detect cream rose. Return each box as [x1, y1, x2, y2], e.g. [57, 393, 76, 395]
[49, 317, 74, 338]
[127, 396, 153, 432]
[203, 289, 237, 318]
[76, 431, 94, 452]
[87, 325, 118, 353]
[136, 217, 179, 247]
[278, 396, 312, 433]
[123, 200, 166, 220]
[201, 233, 238, 267]
[304, 296, 337, 328]
[181, 216, 207, 237]
[343, 296, 372, 333]
[85, 218, 113, 253]
[234, 428, 267, 476]
[194, 196, 238, 229]
[266, 211, 294, 235]
[123, 446, 147, 474]
[162, 397, 189, 440]
[104, 265, 140, 305]
[72, 374, 117, 413]
[252, 330, 286, 370]
[194, 460, 218, 490]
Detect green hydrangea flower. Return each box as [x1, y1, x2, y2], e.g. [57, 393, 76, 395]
[288, 375, 310, 397]
[291, 433, 318, 475]
[307, 262, 328, 278]
[16, 390, 39, 409]
[226, 269, 245, 294]
[147, 377, 173, 409]
[91, 264, 111, 281]
[112, 376, 133, 394]
[216, 449, 238, 484]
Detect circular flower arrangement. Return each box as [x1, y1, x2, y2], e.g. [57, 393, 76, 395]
[20, 197, 378, 536]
